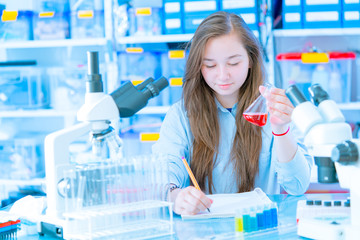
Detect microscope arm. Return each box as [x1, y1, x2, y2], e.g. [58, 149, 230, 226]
[45, 122, 91, 218]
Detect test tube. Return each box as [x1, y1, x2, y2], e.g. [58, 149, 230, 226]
[249, 206, 258, 232]
[270, 202, 278, 228]
[235, 208, 244, 234]
[256, 205, 265, 230]
[263, 203, 272, 229]
[242, 208, 251, 233]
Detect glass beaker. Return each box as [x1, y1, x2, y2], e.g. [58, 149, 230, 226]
[243, 83, 272, 127]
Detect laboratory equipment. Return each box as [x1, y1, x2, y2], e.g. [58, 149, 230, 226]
[39, 51, 170, 239]
[0, 213, 21, 239]
[243, 83, 272, 127]
[285, 84, 360, 239]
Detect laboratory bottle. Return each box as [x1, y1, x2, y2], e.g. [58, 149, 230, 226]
[328, 71, 342, 103]
[311, 65, 329, 93]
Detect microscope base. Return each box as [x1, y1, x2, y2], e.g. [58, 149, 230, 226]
[298, 218, 360, 240]
[38, 215, 65, 239]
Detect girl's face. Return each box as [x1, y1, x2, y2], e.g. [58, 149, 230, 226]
[201, 32, 250, 108]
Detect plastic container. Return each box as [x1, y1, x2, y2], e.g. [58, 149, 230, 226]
[128, 7, 163, 36]
[33, 11, 70, 40]
[0, 66, 49, 110]
[36, 0, 70, 12]
[118, 50, 163, 106]
[0, 136, 45, 180]
[161, 50, 186, 105]
[0, 10, 33, 41]
[70, 10, 104, 39]
[47, 65, 86, 111]
[120, 115, 163, 157]
[69, 0, 104, 11]
[276, 52, 356, 103]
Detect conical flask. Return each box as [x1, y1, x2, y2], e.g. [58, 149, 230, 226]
[243, 83, 272, 127]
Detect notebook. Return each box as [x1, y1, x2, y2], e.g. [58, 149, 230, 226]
[181, 188, 272, 220]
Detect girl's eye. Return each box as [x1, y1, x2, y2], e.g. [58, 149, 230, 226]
[228, 62, 239, 66]
[205, 65, 216, 68]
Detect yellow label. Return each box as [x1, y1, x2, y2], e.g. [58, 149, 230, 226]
[140, 132, 160, 142]
[170, 78, 183, 86]
[39, 12, 55, 18]
[136, 7, 152, 16]
[78, 10, 94, 19]
[125, 47, 144, 53]
[131, 80, 144, 86]
[168, 50, 185, 59]
[301, 53, 329, 63]
[1, 10, 18, 22]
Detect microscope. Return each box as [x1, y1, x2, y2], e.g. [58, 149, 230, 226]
[285, 84, 360, 239]
[39, 51, 169, 238]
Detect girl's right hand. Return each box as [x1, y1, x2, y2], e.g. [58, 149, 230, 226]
[171, 186, 213, 215]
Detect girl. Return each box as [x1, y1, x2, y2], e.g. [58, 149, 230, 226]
[152, 11, 313, 215]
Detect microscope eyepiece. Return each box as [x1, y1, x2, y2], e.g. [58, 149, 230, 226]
[86, 51, 103, 93]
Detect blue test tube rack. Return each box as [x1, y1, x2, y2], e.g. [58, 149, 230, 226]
[235, 202, 278, 235]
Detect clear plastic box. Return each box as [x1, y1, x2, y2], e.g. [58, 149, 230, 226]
[70, 10, 104, 39]
[118, 51, 163, 106]
[47, 65, 86, 111]
[276, 52, 356, 103]
[120, 115, 163, 157]
[0, 136, 45, 180]
[0, 10, 33, 41]
[33, 11, 70, 40]
[0, 67, 49, 110]
[128, 7, 163, 36]
[161, 50, 186, 105]
[62, 155, 173, 239]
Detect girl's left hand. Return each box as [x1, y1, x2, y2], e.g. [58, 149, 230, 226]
[259, 85, 294, 128]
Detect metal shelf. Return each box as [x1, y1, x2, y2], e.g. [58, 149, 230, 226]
[117, 34, 193, 44]
[0, 109, 77, 118]
[273, 28, 360, 37]
[0, 38, 109, 49]
[137, 106, 170, 115]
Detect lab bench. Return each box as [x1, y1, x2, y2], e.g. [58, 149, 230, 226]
[10, 192, 349, 240]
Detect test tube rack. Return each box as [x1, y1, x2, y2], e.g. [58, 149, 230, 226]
[0, 212, 21, 240]
[62, 154, 173, 240]
[235, 202, 278, 236]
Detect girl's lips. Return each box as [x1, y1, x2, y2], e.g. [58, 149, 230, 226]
[218, 83, 232, 90]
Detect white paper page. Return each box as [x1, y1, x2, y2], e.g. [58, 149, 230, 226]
[181, 188, 271, 220]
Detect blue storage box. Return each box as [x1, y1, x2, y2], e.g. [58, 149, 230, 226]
[303, 0, 341, 11]
[342, 0, 360, 28]
[163, 0, 183, 34]
[183, 0, 218, 33]
[283, 0, 302, 11]
[0, 10, 33, 41]
[33, 11, 70, 40]
[0, 67, 49, 110]
[283, 11, 303, 29]
[303, 10, 341, 28]
[184, 13, 210, 33]
[70, 10, 104, 38]
[282, 0, 303, 29]
[220, 0, 256, 13]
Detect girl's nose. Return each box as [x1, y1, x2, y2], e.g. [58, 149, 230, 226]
[218, 65, 229, 81]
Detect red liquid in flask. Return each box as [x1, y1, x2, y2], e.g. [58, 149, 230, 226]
[243, 113, 268, 127]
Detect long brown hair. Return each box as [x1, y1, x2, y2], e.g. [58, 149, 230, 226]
[183, 11, 265, 194]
